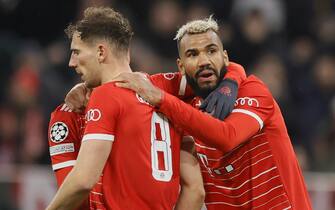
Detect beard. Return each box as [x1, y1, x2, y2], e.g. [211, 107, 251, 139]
[185, 65, 227, 99]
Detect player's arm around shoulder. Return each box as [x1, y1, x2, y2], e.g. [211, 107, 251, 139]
[175, 136, 205, 210]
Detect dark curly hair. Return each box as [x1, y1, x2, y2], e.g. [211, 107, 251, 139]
[65, 7, 133, 53]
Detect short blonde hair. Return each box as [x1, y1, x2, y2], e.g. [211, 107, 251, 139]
[174, 16, 219, 42]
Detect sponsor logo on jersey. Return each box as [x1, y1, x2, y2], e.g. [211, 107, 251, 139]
[50, 122, 69, 143]
[86, 109, 102, 121]
[49, 143, 75, 156]
[163, 73, 176, 80]
[235, 97, 259, 107]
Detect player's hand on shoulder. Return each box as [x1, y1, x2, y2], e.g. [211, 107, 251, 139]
[113, 72, 163, 106]
[65, 83, 92, 112]
[200, 79, 238, 120]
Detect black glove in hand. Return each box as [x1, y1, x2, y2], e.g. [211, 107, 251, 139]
[200, 79, 238, 120]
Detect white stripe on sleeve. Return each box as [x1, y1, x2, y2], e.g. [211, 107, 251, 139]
[82, 133, 115, 142]
[232, 109, 264, 130]
[52, 160, 76, 170]
[178, 75, 187, 96]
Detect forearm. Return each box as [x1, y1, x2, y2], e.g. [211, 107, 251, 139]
[46, 169, 90, 210]
[47, 140, 112, 210]
[175, 186, 204, 210]
[158, 93, 259, 152]
[176, 142, 205, 210]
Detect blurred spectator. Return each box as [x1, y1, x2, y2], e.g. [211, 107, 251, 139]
[312, 55, 335, 154]
[229, 8, 284, 69]
[315, 15, 335, 53]
[146, 0, 183, 59]
[251, 53, 288, 102]
[130, 38, 163, 73]
[185, 1, 211, 21]
[0, 106, 18, 164]
[231, 0, 285, 33]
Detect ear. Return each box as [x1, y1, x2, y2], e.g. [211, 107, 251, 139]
[176, 58, 185, 75]
[126, 50, 130, 64]
[223, 50, 230, 66]
[97, 44, 107, 63]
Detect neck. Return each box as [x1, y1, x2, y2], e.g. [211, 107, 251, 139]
[101, 58, 132, 84]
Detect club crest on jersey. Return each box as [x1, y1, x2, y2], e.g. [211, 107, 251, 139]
[235, 97, 259, 107]
[163, 73, 176, 80]
[50, 122, 69, 143]
[136, 93, 151, 106]
[86, 109, 102, 121]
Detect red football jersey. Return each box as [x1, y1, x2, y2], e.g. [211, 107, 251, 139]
[83, 82, 182, 210]
[157, 75, 312, 210]
[48, 104, 89, 210]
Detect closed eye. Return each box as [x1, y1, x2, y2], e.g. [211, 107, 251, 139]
[71, 49, 79, 55]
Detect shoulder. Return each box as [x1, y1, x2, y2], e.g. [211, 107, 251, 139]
[239, 75, 273, 97]
[50, 104, 83, 123]
[49, 104, 84, 145]
[235, 75, 275, 110]
[92, 82, 133, 97]
[227, 62, 245, 72]
[150, 72, 182, 82]
[53, 104, 73, 113]
[87, 82, 137, 115]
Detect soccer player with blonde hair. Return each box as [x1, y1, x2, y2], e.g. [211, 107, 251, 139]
[113, 17, 312, 210]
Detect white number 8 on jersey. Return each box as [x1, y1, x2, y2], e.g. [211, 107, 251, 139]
[151, 112, 173, 182]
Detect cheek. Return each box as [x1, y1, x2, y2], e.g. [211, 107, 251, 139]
[184, 68, 196, 78]
[78, 54, 94, 69]
[213, 54, 224, 68]
[184, 62, 197, 77]
[77, 56, 86, 67]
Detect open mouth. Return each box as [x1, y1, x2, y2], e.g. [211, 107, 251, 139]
[197, 69, 215, 78]
[197, 69, 217, 83]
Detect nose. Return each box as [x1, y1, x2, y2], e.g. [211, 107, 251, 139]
[197, 52, 210, 68]
[68, 54, 77, 68]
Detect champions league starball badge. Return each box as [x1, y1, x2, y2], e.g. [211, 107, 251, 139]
[50, 122, 69, 143]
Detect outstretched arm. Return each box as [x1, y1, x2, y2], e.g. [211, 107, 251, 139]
[157, 92, 259, 152]
[112, 73, 272, 152]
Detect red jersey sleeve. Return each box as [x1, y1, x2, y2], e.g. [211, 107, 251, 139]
[83, 83, 120, 142]
[224, 61, 247, 86]
[231, 75, 274, 130]
[150, 72, 194, 99]
[157, 76, 274, 153]
[48, 104, 83, 172]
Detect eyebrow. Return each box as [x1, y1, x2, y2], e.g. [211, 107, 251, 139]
[206, 44, 219, 49]
[184, 48, 197, 55]
[70, 48, 79, 52]
[184, 43, 219, 55]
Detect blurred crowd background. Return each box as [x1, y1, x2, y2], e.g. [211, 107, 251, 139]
[0, 0, 334, 209]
